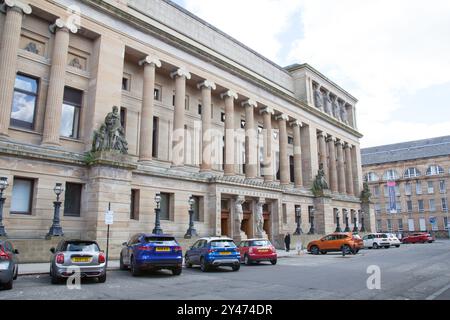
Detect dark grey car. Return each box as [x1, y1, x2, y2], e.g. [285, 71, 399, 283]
[0, 240, 19, 290]
[50, 240, 106, 284]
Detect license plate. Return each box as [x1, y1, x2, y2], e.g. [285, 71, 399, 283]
[258, 250, 269, 253]
[71, 257, 91, 263]
[220, 252, 231, 255]
[156, 247, 170, 252]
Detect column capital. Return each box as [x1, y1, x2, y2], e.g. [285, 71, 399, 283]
[170, 67, 191, 80]
[197, 80, 216, 90]
[0, 0, 32, 15]
[343, 142, 353, 149]
[317, 131, 327, 139]
[259, 107, 274, 115]
[139, 55, 162, 68]
[257, 197, 266, 205]
[241, 99, 257, 108]
[275, 113, 289, 121]
[289, 120, 303, 127]
[220, 90, 238, 100]
[49, 18, 78, 34]
[326, 135, 336, 143]
[335, 139, 345, 146]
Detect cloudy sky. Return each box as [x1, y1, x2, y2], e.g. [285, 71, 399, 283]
[171, 0, 450, 148]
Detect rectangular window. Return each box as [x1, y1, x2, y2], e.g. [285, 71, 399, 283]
[418, 199, 424, 212]
[122, 76, 130, 91]
[439, 180, 446, 193]
[427, 181, 434, 194]
[60, 87, 82, 139]
[152, 116, 159, 158]
[130, 189, 140, 220]
[64, 183, 82, 217]
[377, 219, 382, 232]
[290, 155, 295, 183]
[240, 119, 246, 129]
[407, 200, 413, 213]
[185, 95, 189, 110]
[198, 104, 202, 115]
[444, 217, 449, 230]
[442, 198, 448, 212]
[387, 219, 392, 232]
[221, 112, 225, 122]
[120, 107, 127, 132]
[385, 202, 390, 214]
[282, 204, 287, 224]
[398, 219, 403, 232]
[192, 196, 201, 222]
[159, 193, 171, 220]
[384, 185, 389, 198]
[395, 185, 400, 197]
[154, 85, 162, 101]
[373, 185, 380, 198]
[10, 177, 34, 215]
[416, 181, 422, 195]
[375, 203, 381, 215]
[405, 182, 412, 196]
[11, 74, 38, 129]
[288, 136, 294, 145]
[396, 201, 402, 213]
[429, 199, 436, 212]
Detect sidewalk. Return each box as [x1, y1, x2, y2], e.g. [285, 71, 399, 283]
[18, 250, 306, 275]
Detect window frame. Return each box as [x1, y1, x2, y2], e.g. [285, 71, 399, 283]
[10, 73, 39, 130]
[130, 189, 140, 221]
[63, 182, 83, 217]
[60, 86, 82, 139]
[10, 177, 35, 215]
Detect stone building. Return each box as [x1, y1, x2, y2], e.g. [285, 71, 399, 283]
[362, 136, 450, 238]
[0, 0, 371, 254]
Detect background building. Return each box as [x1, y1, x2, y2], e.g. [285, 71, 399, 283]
[0, 0, 371, 259]
[362, 136, 450, 238]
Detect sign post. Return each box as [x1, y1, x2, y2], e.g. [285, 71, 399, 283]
[105, 202, 114, 269]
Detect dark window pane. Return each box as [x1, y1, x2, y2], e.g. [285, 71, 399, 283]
[152, 116, 159, 158]
[11, 178, 33, 214]
[192, 196, 200, 221]
[64, 183, 82, 217]
[63, 87, 82, 106]
[160, 193, 170, 220]
[130, 189, 139, 220]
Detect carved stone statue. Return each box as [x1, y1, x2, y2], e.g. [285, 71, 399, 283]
[332, 97, 341, 120]
[255, 201, 265, 236]
[69, 57, 83, 69]
[311, 163, 329, 196]
[91, 106, 128, 154]
[324, 92, 333, 115]
[24, 42, 39, 54]
[234, 196, 247, 240]
[313, 86, 323, 110]
[360, 181, 372, 203]
[340, 101, 349, 125]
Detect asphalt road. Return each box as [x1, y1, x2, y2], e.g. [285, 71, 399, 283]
[1, 241, 450, 300]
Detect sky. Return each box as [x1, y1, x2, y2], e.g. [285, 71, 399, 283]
[171, 0, 450, 148]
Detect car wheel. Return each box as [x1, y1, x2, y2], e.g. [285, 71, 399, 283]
[270, 259, 277, 265]
[172, 267, 182, 276]
[119, 253, 127, 270]
[384, 246, 390, 249]
[395, 245, 400, 248]
[51, 271, 61, 285]
[185, 256, 192, 268]
[310, 246, 320, 255]
[244, 254, 252, 265]
[130, 256, 141, 277]
[3, 278, 13, 290]
[320, 251, 327, 255]
[342, 245, 351, 255]
[232, 264, 240, 272]
[200, 258, 209, 272]
[98, 274, 107, 283]
[372, 243, 379, 249]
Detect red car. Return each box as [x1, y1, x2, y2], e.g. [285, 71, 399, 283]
[402, 233, 435, 244]
[237, 239, 277, 265]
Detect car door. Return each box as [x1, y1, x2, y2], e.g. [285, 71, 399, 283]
[125, 235, 137, 264]
[189, 240, 202, 264]
[363, 235, 371, 247]
[320, 235, 334, 250]
[239, 241, 248, 261]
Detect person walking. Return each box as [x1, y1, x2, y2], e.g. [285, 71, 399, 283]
[284, 233, 291, 252]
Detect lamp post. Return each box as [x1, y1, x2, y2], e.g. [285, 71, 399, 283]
[360, 210, 366, 232]
[0, 177, 9, 237]
[185, 196, 198, 239]
[294, 206, 302, 235]
[308, 207, 315, 235]
[344, 209, 350, 232]
[353, 216, 359, 233]
[335, 209, 342, 232]
[152, 192, 163, 235]
[47, 183, 64, 238]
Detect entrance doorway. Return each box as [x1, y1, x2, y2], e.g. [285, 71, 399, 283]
[221, 199, 230, 237]
[263, 203, 271, 239]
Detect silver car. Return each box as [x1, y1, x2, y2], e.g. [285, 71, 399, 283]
[0, 240, 19, 290]
[50, 240, 106, 284]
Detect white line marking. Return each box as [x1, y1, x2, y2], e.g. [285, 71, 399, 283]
[426, 283, 450, 300]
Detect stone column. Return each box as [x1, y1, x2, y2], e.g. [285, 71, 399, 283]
[344, 143, 354, 195]
[290, 120, 303, 188]
[42, 19, 78, 146]
[327, 136, 338, 193]
[138, 55, 161, 162]
[336, 140, 346, 194]
[260, 107, 274, 182]
[170, 67, 191, 167]
[317, 131, 329, 182]
[198, 80, 216, 172]
[221, 90, 238, 176]
[242, 99, 257, 179]
[276, 114, 290, 185]
[0, 1, 32, 137]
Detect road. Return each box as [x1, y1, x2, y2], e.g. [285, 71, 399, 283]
[1, 241, 450, 300]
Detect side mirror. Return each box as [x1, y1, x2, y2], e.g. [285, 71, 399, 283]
[14, 249, 19, 254]
[122, 242, 127, 246]
[50, 247, 56, 254]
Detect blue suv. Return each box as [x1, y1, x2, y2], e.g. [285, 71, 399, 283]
[120, 234, 183, 276]
[185, 237, 240, 272]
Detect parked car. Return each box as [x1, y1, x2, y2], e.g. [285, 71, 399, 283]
[362, 233, 391, 249]
[402, 233, 435, 244]
[352, 233, 364, 248]
[237, 239, 277, 265]
[0, 240, 19, 290]
[120, 234, 183, 276]
[307, 232, 362, 255]
[50, 240, 106, 284]
[185, 237, 240, 272]
[386, 233, 401, 248]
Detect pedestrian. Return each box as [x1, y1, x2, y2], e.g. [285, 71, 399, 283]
[284, 233, 291, 252]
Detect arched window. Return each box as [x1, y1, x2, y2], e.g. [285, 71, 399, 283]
[383, 169, 399, 181]
[404, 167, 421, 178]
[426, 165, 444, 176]
[365, 172, 379, 182]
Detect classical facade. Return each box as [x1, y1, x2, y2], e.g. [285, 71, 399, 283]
[0, 0, 371, 251]
[362, 136, 450, 238]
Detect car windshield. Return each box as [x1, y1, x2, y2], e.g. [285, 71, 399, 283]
[65, 242, 99, 252]
[210, 240, 236, 248]
[144, 237, 177, 246]
[250, 240, 271, 247]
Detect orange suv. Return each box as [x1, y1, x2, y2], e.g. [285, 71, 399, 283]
[307, 233, 363, 255]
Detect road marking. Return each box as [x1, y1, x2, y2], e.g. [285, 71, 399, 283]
[426, 283, 450, 300]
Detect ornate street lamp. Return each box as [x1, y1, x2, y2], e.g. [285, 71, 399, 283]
[344, 209, 350, 232]
[152, 192, 163, 235]
[184, 196, 198, 239]
[353, 216, 359, 233]
[360, 210, 366, 232]
[47, 183, 64, 237]
[308, 207, 315, 235]
[294, 206, 302, 235]
[335, 209, 342, 232]
[0, 177, 9, 237]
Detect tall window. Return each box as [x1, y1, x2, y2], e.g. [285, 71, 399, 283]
[366, 172, 379, 182]
[160, 193, 171, 220]
[396, 201, 402, 213]
[445, 217, 449, 230]
[405, 182, 412, 195]
[407, 200, 413, 213]
[192, 196, 201, 222]
[60, 87, 82, 139]
[289, 156, 294, 183]
[373, 185, 380, 198]
[64, 183, 82, 217]
[427, 181, 434, 194]
[11, 74, 38, 129]
[418, 200, 424, 212]
[120, 107, 127, 132]
[426, 165, 444, 176]
[398, 219, 403, 231]
[387, 219, 392, 232]
[374, 203, 381, 215]
[429, 199, 436, 212]
[416, 181, 422, 195]
[383, 169, 399, 181]
[282, 204, 287, 224]
[439, 180, 446, 193]
[383, 185, 389, 198]
[10, 177, 34, 215]
[376, 219, 382, 232]
[404, 168, 420, 178]
[154, 85, 162, 101]
[152, 117, 159, 158]
[130, 189, 140, 220]
[442, 198, 448, 212]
